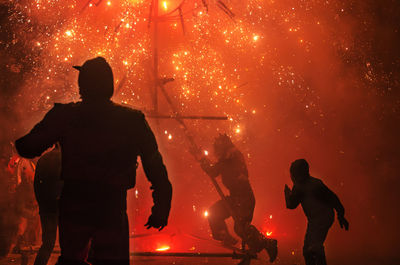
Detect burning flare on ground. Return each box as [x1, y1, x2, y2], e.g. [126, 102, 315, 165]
[156, 245, 171, 252]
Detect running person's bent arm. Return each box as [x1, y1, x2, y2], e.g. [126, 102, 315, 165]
[319, 181, 349, 230]
[319, 181, 345, 216]
[138, 113, 172, 229]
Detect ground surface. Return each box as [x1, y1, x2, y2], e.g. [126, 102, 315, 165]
[0, 235, 398, 265]
[1, 252, 399, 265]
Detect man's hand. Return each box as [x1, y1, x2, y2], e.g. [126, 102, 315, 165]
[338, 215, 349, 231]
[145, 214, 167, 231]
[284, 184, 291, 195]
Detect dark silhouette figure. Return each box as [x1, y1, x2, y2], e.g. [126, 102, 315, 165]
[0, 157, 19, 257]
[284, 159, 349, 265]
[15, 57, 172, 265]
[33, 146, 62, 265]
[199, 134, 277, 262]
[14, 167, 39, 252]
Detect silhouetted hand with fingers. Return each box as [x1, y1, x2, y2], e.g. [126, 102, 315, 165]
[284, 184, 291, 194]
[145, 214, 167, 231]
[338, 215, 349, 231]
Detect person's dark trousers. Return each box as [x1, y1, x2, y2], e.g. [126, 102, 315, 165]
[34, 213, 58, 265]
[208, 195, 255, 242]
[303, 218, 333, 265]
[56, 185, 130, 265]
[55, 210, 130, 265]
[208, 199, 232, 240]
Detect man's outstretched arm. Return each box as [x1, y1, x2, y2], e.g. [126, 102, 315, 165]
[138, 113, 172, 231]
[15, 104, 62, 158]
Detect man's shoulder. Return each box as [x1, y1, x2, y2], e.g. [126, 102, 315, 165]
[51, 102, 81, 112]
[308, 176, 328, 190]
[110, 102, 145, 119]
[39, 102, 80, 121]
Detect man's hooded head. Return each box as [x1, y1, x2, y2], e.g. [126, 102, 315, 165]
[290, 159, 310, 183]
[213, 133, 235, 159]
[73, 57, 114, 101]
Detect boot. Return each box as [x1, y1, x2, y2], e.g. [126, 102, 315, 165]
[264, 238, 278, 263]
[243, 225, 278, 262]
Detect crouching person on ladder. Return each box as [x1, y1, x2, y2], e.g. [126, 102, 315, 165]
[194, 134, 278, 262]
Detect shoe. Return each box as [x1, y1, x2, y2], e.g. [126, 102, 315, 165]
[265, 238, 277, 262]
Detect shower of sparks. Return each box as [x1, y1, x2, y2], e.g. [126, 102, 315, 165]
[5, 0, 393, 143]
[4, 0, 323, 135]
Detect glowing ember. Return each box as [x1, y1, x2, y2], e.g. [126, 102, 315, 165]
[204, 210, 208, 217]
[204, 150, 208, 156]
[156, 246, 170, 252]
[266, 231, 272, 237]
[65, 30, 72, 37]
[162, 1, 168, 10]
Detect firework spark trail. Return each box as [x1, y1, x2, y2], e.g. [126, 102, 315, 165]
[6, 0, 333, 132]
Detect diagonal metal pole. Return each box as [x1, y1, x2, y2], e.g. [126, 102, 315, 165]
[147, 5, 240, 246]
[152, 0, 159, 113]
[157, 82, 239, 226]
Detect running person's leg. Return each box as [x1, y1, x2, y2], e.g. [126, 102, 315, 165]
[208, 198, 237, 245]
[34, 213, 58, 265]
[89, 211, 130, 265]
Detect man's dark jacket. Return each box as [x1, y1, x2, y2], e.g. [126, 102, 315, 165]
[16, 101, 172, 221]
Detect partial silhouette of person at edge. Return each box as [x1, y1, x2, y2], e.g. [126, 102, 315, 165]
[33, 144, 62, 265]
[15, 57, 173, 265]
[195, 134, 277, 262]
[284, 159, 349, 265]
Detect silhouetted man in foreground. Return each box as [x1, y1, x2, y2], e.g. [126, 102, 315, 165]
[15, 57, 172, 265]
[284, 159, 349, 265]
[33, 145, 62, 265]
[198, 134, 277, 262]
